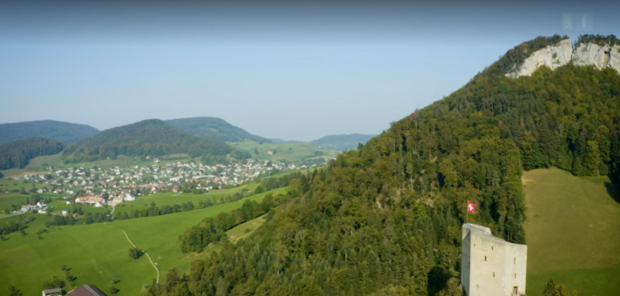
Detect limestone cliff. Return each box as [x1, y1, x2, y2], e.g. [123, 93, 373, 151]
[506, 37, 620, 78]
[573, 42, 620, 71]
[506, 39, 573, 78]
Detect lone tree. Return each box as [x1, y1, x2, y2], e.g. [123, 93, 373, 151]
[7, 285, 22, 296]
[129, 247, 143, 260]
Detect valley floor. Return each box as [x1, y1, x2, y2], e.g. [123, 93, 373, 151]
[0, 187, 286, 295]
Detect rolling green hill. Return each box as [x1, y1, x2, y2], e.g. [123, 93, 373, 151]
[142, 35, 620, 296]
[0, 137, 65, 170]
[523, 167, 620, 296]
[167, 117, 271, 143]
[0, 187, 287, 295]
[62, 119, 246, 164]
[229, 140, 339, 164]
[0, 120, 99, 145]
[310, 133, 376, 151]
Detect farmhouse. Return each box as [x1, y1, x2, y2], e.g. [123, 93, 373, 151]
[66, 285, 106, 296]
[123, 192, 136, 201]
[42, 287, 62, 296]
[110, 196, 124, 205]
[461, 223, 527, 296]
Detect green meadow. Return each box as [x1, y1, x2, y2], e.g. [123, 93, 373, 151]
[0, 187, 288, 295]
[226, 215, 266, 243]
[523, 167, 620, 296]
[112, 183, 260, 215]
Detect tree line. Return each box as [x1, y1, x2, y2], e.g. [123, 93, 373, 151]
[178, 192, 287, 254]
[0, 137, 65, 169]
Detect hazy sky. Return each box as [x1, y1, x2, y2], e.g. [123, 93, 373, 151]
[1, 0, 618, 141]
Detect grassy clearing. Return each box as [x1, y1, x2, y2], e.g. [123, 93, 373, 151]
[0, 187, 287, 296]
[229, 140, 339, 162]
[26, 153, 65, 169]
[226, 215, 266, 243]
[523, 167, 620, 295]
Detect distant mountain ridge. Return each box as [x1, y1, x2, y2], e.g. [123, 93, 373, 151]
[0, 120, 99, 145]
[0, 137, 65, 169]
[310, 133, 376, 150]
[167, 117, 271, 143]
[63, 119, 244, 164]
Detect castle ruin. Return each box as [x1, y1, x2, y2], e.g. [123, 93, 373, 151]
[461, 223, 527, 296]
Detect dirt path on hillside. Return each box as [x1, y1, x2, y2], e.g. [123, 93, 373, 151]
[110, 226, 160, 283]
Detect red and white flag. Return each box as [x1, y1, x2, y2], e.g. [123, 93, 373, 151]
[467, 201, 476, 213]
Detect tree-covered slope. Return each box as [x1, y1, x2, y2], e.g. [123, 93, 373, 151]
[0, 120, 99, 145]
[62, 119, 245, 164]
[311, 133, 376, 151]
[144, 36, 620, 296]
[167, 117, 271, 143]
[0, 137, 65, 169]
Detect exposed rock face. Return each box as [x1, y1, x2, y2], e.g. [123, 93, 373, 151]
[573, 43, 620, 72]
[506, 38, 620, 78]
[506, 39, 573, 78]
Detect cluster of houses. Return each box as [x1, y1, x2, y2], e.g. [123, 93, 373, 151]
[13, 158, 303, 197]
[4, 158, 313, 215]
[20, 201, 49, 214]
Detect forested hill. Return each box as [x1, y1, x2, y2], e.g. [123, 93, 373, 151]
[167, 117, 271, 143]
[62, 119, 246, 164]
[144, 35, 620, 296]
[0, 120, 99, 145]
[311, 133, 376, 150]
[0, 137, 65, 170]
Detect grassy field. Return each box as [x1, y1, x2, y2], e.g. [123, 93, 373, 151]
[112, 183, 259, 216]
[229, 140, 339, 163]
[523, 167, 620, 296]
[0, 177, 51, 191]
[0, 193, 29, 212]
[0, 187, 288, 295]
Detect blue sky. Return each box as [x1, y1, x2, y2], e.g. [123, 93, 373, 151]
[1, 1, 618, 141]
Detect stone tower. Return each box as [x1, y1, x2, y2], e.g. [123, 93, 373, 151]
[461, 223, 527, 296]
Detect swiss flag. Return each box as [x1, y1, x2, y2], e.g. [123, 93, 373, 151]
[467, 201, 476, 213]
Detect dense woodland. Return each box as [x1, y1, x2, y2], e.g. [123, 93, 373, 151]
[167, 117, 271, 143]
[141, 36, 620, 296]
[0, 120, 99, 145]
[0, 137, 65, 169]
[62, 119, 246, 164]
[575, 34, 619, 46]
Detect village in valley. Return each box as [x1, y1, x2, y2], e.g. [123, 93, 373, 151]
[4, 157, 313, 216]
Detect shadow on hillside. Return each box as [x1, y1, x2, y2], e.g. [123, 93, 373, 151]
[604, 182, 620, 205]
[427, 266, 451, 296]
